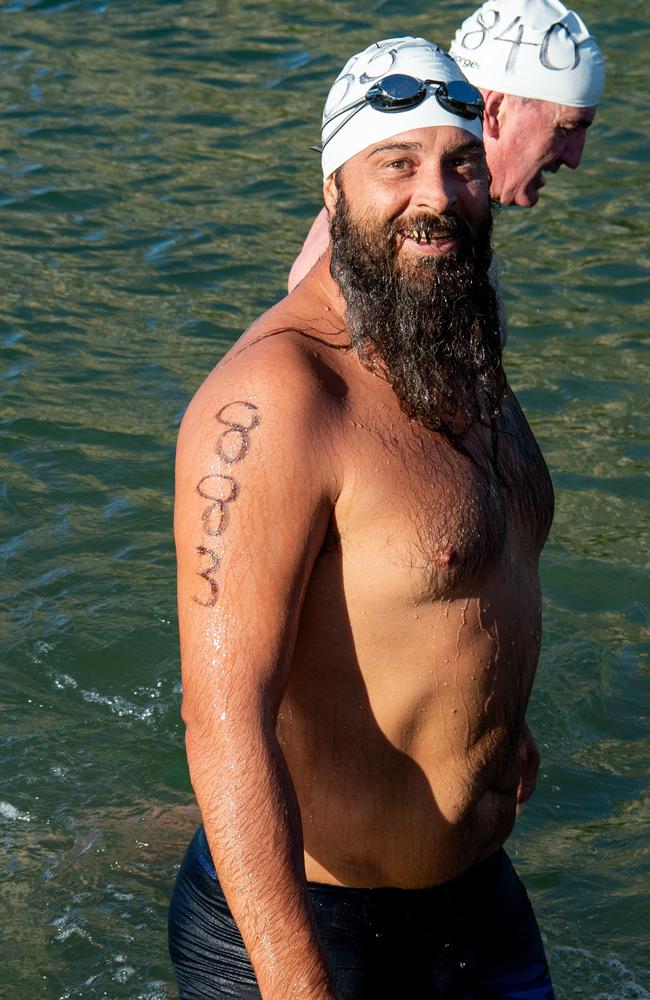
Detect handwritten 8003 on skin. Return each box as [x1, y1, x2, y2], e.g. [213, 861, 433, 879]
[193, 401, 261, 607]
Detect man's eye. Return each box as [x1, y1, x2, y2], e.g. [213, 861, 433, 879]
[388, 159, 413, 170]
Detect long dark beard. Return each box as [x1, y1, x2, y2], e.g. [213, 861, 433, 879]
[330, 186, 505, 438]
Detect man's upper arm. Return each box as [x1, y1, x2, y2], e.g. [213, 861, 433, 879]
[175, 341, 336, 736]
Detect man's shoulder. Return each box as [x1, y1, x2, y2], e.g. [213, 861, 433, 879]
[178, 301, 350, 457]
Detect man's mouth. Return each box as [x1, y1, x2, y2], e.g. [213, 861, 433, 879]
[402, 223, 458, 244]
[535, 161, 562, 188]
[398, 221, 462, 255]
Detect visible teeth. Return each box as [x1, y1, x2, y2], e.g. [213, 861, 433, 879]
[405, 226, 438, 244]
[403, 225, 458, 246]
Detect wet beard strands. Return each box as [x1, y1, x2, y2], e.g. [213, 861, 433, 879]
[193, 401, 261, 607]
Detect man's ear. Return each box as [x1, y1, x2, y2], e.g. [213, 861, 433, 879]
[323, 171, 339, 218]
[481, 91, 504, 139]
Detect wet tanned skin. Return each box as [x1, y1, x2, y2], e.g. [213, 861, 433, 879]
[278, 369, 552, 889]
[175, 125, 554, 999]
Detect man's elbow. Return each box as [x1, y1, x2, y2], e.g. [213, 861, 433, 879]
[181, 689, 222, 756]
[181, 686, 270, 759]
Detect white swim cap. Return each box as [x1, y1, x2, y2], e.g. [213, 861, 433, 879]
[449, 0, 605, 107]
[321, 37, 484, 180]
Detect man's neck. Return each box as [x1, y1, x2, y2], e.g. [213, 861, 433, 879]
[301, 252, 347, 322]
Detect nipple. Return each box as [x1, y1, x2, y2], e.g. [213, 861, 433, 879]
[433, 545, 458, 568]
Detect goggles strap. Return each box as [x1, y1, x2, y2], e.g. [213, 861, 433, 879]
[320, 99, 368, 153]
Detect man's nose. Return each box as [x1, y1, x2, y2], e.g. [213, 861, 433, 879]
[411, 163, 458, 213]
[562, 132, 587, 170]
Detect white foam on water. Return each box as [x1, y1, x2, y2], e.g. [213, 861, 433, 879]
[52, 921, 95, 945]
[28, 639, 53, 664]
[110, 889, 135, 902]
[0, 800, 32, 821]
[552, 946, 650, 999]
[51, 908, 100, 948]
[80, 688, 156, 721]
[52, 666, 174, 723]
[113, 965, 135, 983]
[54, 673, 78, 689]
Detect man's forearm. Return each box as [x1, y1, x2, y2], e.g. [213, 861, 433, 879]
[187, 718, 337, 1000]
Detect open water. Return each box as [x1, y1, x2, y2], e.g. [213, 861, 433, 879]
[1, 1, 648, 997]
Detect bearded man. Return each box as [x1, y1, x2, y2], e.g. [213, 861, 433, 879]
[169, 37, 555, 1000]
[288, 0, 605, 301]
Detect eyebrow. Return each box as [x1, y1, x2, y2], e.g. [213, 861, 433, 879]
[367, 138, 484, 160]
[367, 142, 423, 158]
[561, 117, 593, 130]
[444, 139, 483, 156]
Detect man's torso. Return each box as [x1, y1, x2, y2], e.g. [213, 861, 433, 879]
[238, 286, 555, 889]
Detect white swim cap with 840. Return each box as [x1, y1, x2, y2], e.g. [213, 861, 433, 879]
[449, 0, 605, 108]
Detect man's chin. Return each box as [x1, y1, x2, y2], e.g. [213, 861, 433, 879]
[395, 241, 471, 280]
[516, 176, 544, 208]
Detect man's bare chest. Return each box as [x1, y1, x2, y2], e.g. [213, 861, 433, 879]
[330, 392, 554, 600]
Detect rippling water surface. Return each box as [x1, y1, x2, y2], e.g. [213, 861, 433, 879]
[1, 1, 648, 997]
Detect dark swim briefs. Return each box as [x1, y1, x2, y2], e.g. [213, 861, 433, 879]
[168, 826, 554, 999]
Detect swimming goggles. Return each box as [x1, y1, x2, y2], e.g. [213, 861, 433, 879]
[318, 74, 484, 153]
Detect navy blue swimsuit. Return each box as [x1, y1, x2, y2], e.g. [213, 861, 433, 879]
[169, 826, 554, 999]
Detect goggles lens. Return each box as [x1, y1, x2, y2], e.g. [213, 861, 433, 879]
[365, 74, 426, 110]
[365, 74, 484, 121]
[437, 79, 485, 120]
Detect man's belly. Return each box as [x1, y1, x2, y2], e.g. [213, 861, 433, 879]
[300, 774, 518, 889]
[280, 578, 540, 888]
[279, 707, 521, 889]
